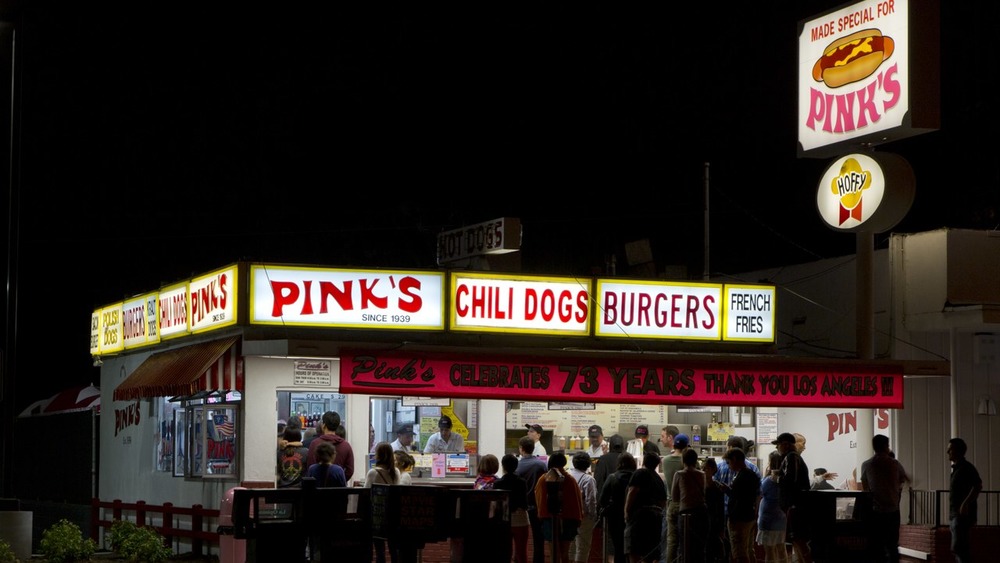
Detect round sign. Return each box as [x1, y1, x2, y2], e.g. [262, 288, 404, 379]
[816, 152, 915, 233]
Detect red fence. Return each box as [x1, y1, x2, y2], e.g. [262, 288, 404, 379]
[90, 498, 220, 556]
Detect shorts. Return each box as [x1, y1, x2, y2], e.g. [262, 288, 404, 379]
[511, 508, 530, 527]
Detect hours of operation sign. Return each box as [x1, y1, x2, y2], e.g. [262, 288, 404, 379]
[294, 360, 332, 386]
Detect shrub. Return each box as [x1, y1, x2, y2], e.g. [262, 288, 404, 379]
[0, 538, 17, 563]
[108, 520, 172, 563]
[38, 519, 96, 563]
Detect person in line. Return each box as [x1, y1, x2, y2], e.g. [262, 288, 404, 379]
[394, 450, 414, 485]
[306, 411, 355, 481]
[657, 424, 679, 561]
[364, 442, 401, 563]
[773, 432, 811, 563]
[587, 424, 610, 459]
[535, 452, 583, 563]
[593, 434, 625, 562]
[796, 432, 836, 484]
[702, 457, 727, 563]
[756, 451, 788, 563]
[947, 437, 982, 563]
[670, 448, 708, 563]
[423, 415, 465, 453]
[595, 434, 625, 501]
[662, 432, 689, 563]
[495, 453, 531, 563]
[568, 451, 598, 563]
[720, 447, 760, 563]
[713, 435, 761, 562]
[624, 452, 667, 563]
[475, 453, 500, 490]
[859, 434, 908, 563]
[525, 423, 548, 456]
[305, 441, 347, 487]
[277, 426, 309, 488]
[388, 424, 420, 453]
[599, 452, 637, 563]
[515, 435, 548, 563]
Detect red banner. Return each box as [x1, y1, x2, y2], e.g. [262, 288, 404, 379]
[339, 351, 904, 409]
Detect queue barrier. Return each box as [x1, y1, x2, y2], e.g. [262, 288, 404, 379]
[231, 483, 509, 563]
[449, 489, 511, 563]
[232, 479, 371, 563]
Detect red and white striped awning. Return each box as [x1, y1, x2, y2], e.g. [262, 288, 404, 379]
[113, 336, 242, 402]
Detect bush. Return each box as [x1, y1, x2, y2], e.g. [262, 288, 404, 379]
[108, 520, 172, 563]
[38, 519, 96, 563]
[0, 538, 17, 563]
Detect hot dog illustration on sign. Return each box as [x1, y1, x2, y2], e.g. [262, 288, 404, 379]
[812, 28, 894, 88]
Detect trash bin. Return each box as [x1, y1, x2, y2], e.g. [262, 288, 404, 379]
[0, 499, 32, 563]
[218, 487, 247, 563]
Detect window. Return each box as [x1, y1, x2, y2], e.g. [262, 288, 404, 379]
[169, 395, 241, 480]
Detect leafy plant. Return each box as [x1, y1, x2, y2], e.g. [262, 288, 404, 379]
[108, 519, 172, 563]
[38, 519, 96, 563]
[0, 538, 18, 563]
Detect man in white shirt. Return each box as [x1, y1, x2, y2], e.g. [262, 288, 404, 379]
[586, 424, 609, 458]
[389, 424, 419, 453]
[423, 415, 465, 453]
[524, 423, 547, 456]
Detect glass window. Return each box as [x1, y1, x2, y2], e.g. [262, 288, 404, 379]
[167, 398, 241, 480]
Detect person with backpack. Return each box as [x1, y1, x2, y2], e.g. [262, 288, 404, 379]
[773, 432, 812, 563]
[277, 427, 309, 488]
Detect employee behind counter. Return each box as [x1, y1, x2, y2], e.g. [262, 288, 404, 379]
[423, 415, 465, 454]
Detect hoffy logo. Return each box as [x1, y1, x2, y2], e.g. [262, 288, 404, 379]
[831, 157, 871, 225]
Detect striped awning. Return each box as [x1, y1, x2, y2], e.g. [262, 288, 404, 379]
[113, 336, 242, 402]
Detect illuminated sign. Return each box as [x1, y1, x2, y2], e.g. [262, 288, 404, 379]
[339, 351, 905, 409]
[816, 152, 914, 233]
[249, 265, 445, 330]
[122, 292, 159, 349]
[449, 272, 590, 336]
[797, 0, 939, 158]
[189, 265, 238, 333]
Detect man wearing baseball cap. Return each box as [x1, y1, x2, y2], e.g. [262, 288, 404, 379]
[524, 423, 546, 456]
[586, 424, 608, 458]
[390, 424, 419, 453]
[423, 415, 465, 453]
[626, 424, 656, 459]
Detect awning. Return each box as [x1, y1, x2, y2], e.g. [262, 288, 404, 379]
[113, 336, 242, 402]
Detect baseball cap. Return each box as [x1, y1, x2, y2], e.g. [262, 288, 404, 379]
[634, 424, 649, 437]
[588, 424, 603, 437]
[438, 415, 453, 429]
[771, 432, 796, 445]
[674, 434, 690, 449]
[395, 424, 415, 435]
[525, 423, 543, 433]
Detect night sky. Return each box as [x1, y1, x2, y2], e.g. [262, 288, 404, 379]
[4, 2, 998, 409]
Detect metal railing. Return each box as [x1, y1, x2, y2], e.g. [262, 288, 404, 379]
[907, 489, 1000, 527]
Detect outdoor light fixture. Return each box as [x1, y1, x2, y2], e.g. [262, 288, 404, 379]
[92, 356, 103, 367]
[977, 395, 997, 416]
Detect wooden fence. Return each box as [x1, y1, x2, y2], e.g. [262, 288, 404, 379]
[90, 498, 220, 556]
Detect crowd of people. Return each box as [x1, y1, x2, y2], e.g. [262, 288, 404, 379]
[275, 413, 982, 563]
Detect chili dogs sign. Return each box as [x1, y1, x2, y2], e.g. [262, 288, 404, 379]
[797, 0, 940, 157]
[339, 351, 904, 409]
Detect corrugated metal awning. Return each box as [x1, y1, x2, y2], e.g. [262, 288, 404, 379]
[113, 336, 242, 402]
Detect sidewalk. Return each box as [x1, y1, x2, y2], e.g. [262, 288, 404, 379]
[401, 526, 607, 563]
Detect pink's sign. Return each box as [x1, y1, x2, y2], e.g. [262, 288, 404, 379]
[339, 351, 904, 409]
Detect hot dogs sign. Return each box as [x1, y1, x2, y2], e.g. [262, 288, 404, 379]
[797, 0, 939, 157]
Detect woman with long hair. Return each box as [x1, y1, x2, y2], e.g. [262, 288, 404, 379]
[365, 442, 400, 563]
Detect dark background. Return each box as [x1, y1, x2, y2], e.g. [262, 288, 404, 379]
[3, 1, 998, 410]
